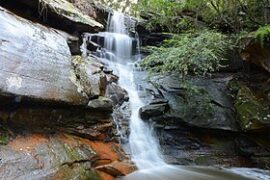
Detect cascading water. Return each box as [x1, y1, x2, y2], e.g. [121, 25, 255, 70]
[97, 11, 166, 169]
[82, 11, 270, 180]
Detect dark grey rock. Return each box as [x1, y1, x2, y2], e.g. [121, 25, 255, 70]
[139, 103, 168, 119]
[140, 74, 239, 131]
[88, 96, 113, 112]
[106, 82, 128, 106]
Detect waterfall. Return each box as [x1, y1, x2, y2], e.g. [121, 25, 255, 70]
[81, 11, 270, 180]
[103, 11, 166, 169]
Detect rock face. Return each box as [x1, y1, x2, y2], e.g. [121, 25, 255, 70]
[0, 6, 134, 179]
[139, 74, 238, 131]
[241, 40, 270, 73]
[39, 0, 103, 29]
[134, 70, 270, 169]
[0, 0, 104, 33]
[0, 133, 135, 179]
[0, 6, 88, 105]
[229, 75, 270, 131]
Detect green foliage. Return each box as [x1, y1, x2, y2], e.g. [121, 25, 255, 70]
[255, 25, 270, 46]
[141, 30, 233, 76]
[132, 0, 185, 33]
[0, 127, 9, 145]
[134, 0, 270, 33]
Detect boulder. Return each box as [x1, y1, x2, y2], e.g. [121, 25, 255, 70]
[106, 82, 129, 106]
[141, 74, 239, 131]
[88, 97, 114, 112]
[139, 101, 168, 119]
[0, 7, 88, 105]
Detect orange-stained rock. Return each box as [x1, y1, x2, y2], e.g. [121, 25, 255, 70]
[98, 171, 115, 180]
[96, 161, 136, 177]
[8, 134, 49, 152]
[2, 132, 134, 180]
[86, 141, 126, 166]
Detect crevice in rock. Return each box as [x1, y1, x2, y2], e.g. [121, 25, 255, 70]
[61, 159, 94, 167]
[210, 100, 235, 112]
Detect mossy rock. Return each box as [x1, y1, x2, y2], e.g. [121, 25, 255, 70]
[54, 163, 101, 180]
[147, 75, 238, 131]
[229, 80, 270, 131]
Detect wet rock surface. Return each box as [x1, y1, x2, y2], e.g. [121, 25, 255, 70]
[139, 74, 239, 131]
[0, 6, 88, 105]
[0, 6, 134, 180]
[0, 133, 135, 179]
[139, 101, 168, 119]
[133, 69, 270, 170]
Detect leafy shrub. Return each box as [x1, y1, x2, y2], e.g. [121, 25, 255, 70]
[140, 30, 233, 77]
[133, 0, 269, 33]
[132, 0, 185, 33]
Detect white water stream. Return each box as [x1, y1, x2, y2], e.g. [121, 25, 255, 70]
[82, 11, 270, 180]
[105, 11, 166, 170]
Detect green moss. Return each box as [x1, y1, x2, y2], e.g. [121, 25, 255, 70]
[56, 143, 99, 179]
[0, 127, 10, 145]
[56, 163, 101, 180]
[194, 156, 212, 165]
[181, 81, 214, 121]
[229, 81, 270, 131]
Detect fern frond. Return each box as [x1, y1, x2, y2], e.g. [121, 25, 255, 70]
[255, 25, 270, 47]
